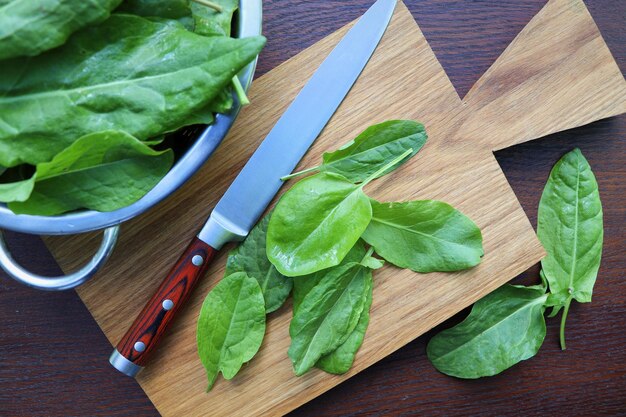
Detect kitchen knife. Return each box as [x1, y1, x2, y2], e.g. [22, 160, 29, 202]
[110, 0, 396, 378]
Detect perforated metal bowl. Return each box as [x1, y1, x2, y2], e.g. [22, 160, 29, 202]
[0, 0, 263, 290]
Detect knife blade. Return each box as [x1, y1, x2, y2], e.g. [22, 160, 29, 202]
[110, 0, 396, 378]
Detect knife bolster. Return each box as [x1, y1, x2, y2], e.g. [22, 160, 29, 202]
[198, 213, 247, 249]
[109, 349, 142, 377]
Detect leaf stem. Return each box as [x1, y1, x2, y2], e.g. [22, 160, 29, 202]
[359, 148, 413, 188]
[232, 76, 250, 106]
[363, 247, 375, 261]
[547, 304, 561, 318]
[282, 146, 413, 183]
[191, 0, 223, 12]
[559, 296, 573, 350]
[280, 165, 320, 181]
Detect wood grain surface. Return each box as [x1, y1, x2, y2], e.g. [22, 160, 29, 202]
[0, 0, 624, 416]
[43, 0, 626, 415]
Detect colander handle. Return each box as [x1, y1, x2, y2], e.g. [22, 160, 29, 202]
[0, 226, 119, 291]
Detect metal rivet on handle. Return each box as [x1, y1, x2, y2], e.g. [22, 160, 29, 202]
[134, 341, 146, 353]
[192, 255, 204, 266]
[162, 299, 174, 311]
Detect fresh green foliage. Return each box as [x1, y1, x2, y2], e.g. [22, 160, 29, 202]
[427, 285, 548, 379]
[226, 215, 293, 313]
[291, 244, 380, 374]
[268, 151, 412, 277]
[0, 0, 122, 60]
[0, 177, 34, 203]
[192, 0, 238, 37]
[288, 252, 380, 376]
[291, 240, 367, 314]
[5, 131, 173, 216]
[231, 76, 250, 106]
[537, 148, 603, 349]
[195, 119, 488, 381]
[283, 120, 427, 182]
[362, 200, 484, 272]
[358, 254, 385, 270]
[538, 148, 603, 304]
[0, 0, 264, 216]
[197, 272, 266, 391]
[427, 148, 603, 379]
[264, 123, 489, 378]
[117, 0, 192, 20]
[207, 89, 235, 114]
[0, 14, 265, 167]
[117, 0, 195, 31]
[116, 0, 234, 28]
[190, 0, 250, 105]
[117, 0, 238, 35]
[267, 172, 373, 277]
[316, 276, 373, 374]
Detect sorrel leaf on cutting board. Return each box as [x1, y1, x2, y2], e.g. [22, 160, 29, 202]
[537, 148, 603, 349]
[266, 172, 373, 277]
[0, 14, 265, 167]
[283, 120, 428, 182]
[427, 284, 548, 379]
[226, 215, 293, 313]
[291, 240, 367, 315]
[316, 275, 373, 374]
[361, 200, 484, 272]
[267, 151, 412, 277]
[288, 252, 379, 376]
[291, 243, 380, 374]
[0, 0, 122, 60]
[197, 272, 266, 391]
[7, 131, 173, 216]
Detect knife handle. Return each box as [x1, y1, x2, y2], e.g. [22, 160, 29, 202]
[109, 237, 217, 377]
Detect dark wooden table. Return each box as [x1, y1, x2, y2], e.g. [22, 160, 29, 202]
[1, 1, 624, 416]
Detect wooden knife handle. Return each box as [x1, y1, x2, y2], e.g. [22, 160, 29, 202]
[110, 237, 217, 377]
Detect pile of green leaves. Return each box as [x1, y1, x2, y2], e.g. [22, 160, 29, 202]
[427, 148, 603, 378]
[0, 0, 265, 215]
[197, 120, 485, 390]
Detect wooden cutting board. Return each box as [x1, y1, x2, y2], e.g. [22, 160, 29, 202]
[46, 1, 626, 415]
